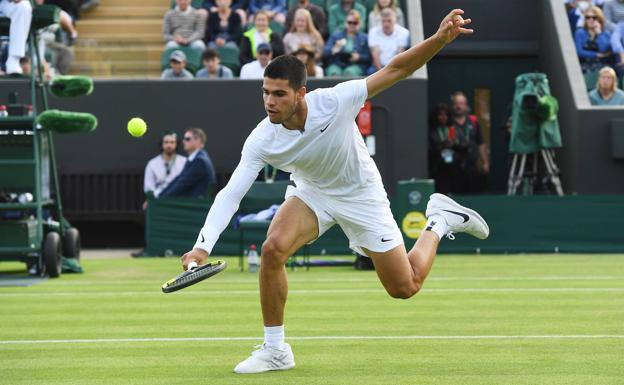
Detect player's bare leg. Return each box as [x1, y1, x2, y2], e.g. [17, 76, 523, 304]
[234, 196, 318, 374]
[364, 194, 489, 299]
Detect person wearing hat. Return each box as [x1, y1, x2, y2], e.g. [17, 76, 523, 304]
[240, 42, 273, 79]
[161, 50, 194, 79]
[293, 44, 323, 78]
[324, 9, 370, 77]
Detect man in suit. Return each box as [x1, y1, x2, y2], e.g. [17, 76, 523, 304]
[156, 127, 216, 198]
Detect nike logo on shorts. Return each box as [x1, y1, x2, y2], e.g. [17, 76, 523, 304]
[442, 209, 470, 223]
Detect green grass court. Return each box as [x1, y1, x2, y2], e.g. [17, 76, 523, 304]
[1, 254, 623, 385]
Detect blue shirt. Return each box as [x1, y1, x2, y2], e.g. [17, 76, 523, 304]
[574, 28, 612, 59]
[589, 88, 624, 105]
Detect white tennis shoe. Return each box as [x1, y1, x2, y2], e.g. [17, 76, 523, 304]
[426, 193, 490, 240]
[233, 343, 295, 374]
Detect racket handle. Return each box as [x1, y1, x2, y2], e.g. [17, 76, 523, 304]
[187, 261, 198, 271]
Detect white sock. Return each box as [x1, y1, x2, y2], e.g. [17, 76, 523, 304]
[424, 214, 448, 240]
[264, 325, 285, 349]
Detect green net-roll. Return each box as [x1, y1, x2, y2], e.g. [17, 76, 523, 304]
[49, 76, 94, 98]
[37, 110, 98, 134]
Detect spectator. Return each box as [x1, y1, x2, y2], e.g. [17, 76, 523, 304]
[324, 9, 370, 77]
[201, 0, 248, 25]
[196, 48, 234, 78]
[39, 0, 79, 44]
[448, 91, 489, 194]
[144, 132, 188, 198]
[589, 66, 624, 104]
[161, 50, 194, 79]
[163, 0, 207, 54]
[575, 5, 613, 73]
[328, 0, 367, 35]
[19, 56, 31, 75]
[293, 44, 323, 78]
[285, 0, 327, 39]
[240, 10, 284, 64]
[609, 16, 624, 67]
[428, 103, 456, 194]
[0, 0, 32, 74]
[282, 8, 324, 61]
[603, 0, 624, 25]
[368, 0, 405, 31]
[248, 0, 286, 25]
[157, 128, 216, 198]
[367, 8, 409, 74]
[240, 42, 273, 78]
[204, 0, 243, 49]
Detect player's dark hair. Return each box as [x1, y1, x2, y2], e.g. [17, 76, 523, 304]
[264, 55, 307, 90]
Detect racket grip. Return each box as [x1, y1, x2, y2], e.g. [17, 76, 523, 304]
[187, 261, 198, 271]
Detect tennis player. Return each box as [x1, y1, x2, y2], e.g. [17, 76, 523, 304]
[182, 9, 488, 374]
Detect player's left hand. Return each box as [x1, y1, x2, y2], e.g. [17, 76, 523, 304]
[436, 9, 473, 45]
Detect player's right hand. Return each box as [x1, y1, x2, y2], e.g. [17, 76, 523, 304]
[181, 248, 209, 271]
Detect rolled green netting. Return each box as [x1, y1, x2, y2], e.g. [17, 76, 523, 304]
[49, 76, 94, 98]
[37, 110, 98, 134]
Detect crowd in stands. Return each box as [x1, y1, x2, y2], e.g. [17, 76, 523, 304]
[0, 0, 97, 78]
[567, 0, 624, 105]
[160, 0, 411, 80]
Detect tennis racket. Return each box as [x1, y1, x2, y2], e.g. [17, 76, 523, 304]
[161, 260, 227, 293]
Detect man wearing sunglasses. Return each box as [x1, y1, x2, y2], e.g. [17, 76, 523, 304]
[157, 128, 216, 198]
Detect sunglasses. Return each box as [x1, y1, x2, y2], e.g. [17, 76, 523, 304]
[347, 20, 359, 25]
[586, 15, 598, 20]
[183, 136, 193, 141]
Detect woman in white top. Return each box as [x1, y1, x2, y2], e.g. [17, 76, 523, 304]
[368, 0, 405, 30]
[282, 8, 325, 61]
[293, 44, 324, 78]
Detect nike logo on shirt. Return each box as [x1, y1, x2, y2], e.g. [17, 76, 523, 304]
[381, 238, 393, 242]
[442, 209, 469, 223]
[200, 233, 205, 243]
[320, 123, 330, 133]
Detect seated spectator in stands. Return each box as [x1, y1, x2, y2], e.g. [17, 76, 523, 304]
[324, 10, 370, 77]
[589, 66, 624, 104]
[575, 6, 613, 73]
[204, 0, 243, 49]
[240, 10, 284, 64]
[293, 44, 323, 78]
[240, 42, 272, 78]
[157, 128, 216, 198]
[283, 8, 324, 61]
[603, 0, 624, 25]
[161, 50, 194, 79]
[328, 0, 367, 35]
[609, 17, 624, 68]
[248, 0, 286, 25]
[144, 132, 187, 199]
[285, 0, 327, 39]
[163, 0, 207, 54]
[201, 0, 248, 24]
[19, 56, 31, 75]
[0, 0, 32, 75]
[196, 48, 234, 78]
[368, 0, 405, 31]
[367, 8, 409, 74]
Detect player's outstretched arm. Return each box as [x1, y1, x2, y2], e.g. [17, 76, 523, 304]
[181, 162, 261, 270]
[366, 9, 473, 98]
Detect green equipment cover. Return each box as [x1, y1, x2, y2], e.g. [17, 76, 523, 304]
[37, 110, 98, 134]
[510, 73, 562, 154]
[49, 76, 94, 98]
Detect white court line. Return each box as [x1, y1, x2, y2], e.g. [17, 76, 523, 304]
[1, 287, 623, 297]
[39, 276, 624, 286]
[1, 335, 623, 345]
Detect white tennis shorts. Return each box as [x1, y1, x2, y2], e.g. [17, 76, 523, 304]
[285, 184, 404, 256]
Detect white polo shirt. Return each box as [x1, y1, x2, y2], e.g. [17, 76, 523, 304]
[368, 25, 410, 66]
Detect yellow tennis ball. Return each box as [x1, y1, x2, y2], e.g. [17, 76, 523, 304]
[127, 117, 147, 137]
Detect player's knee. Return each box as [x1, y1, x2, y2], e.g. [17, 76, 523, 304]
[387, 282, 421, 299]
[261, 238, 289, 266]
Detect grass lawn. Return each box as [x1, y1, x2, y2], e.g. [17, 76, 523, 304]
[0, 253, 623, 385]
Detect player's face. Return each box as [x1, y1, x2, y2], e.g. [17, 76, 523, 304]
[262, 78, 303, 124]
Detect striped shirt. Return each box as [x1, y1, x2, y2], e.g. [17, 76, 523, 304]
[163, 7, 206, 43]
[603, 0, 624, 24]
